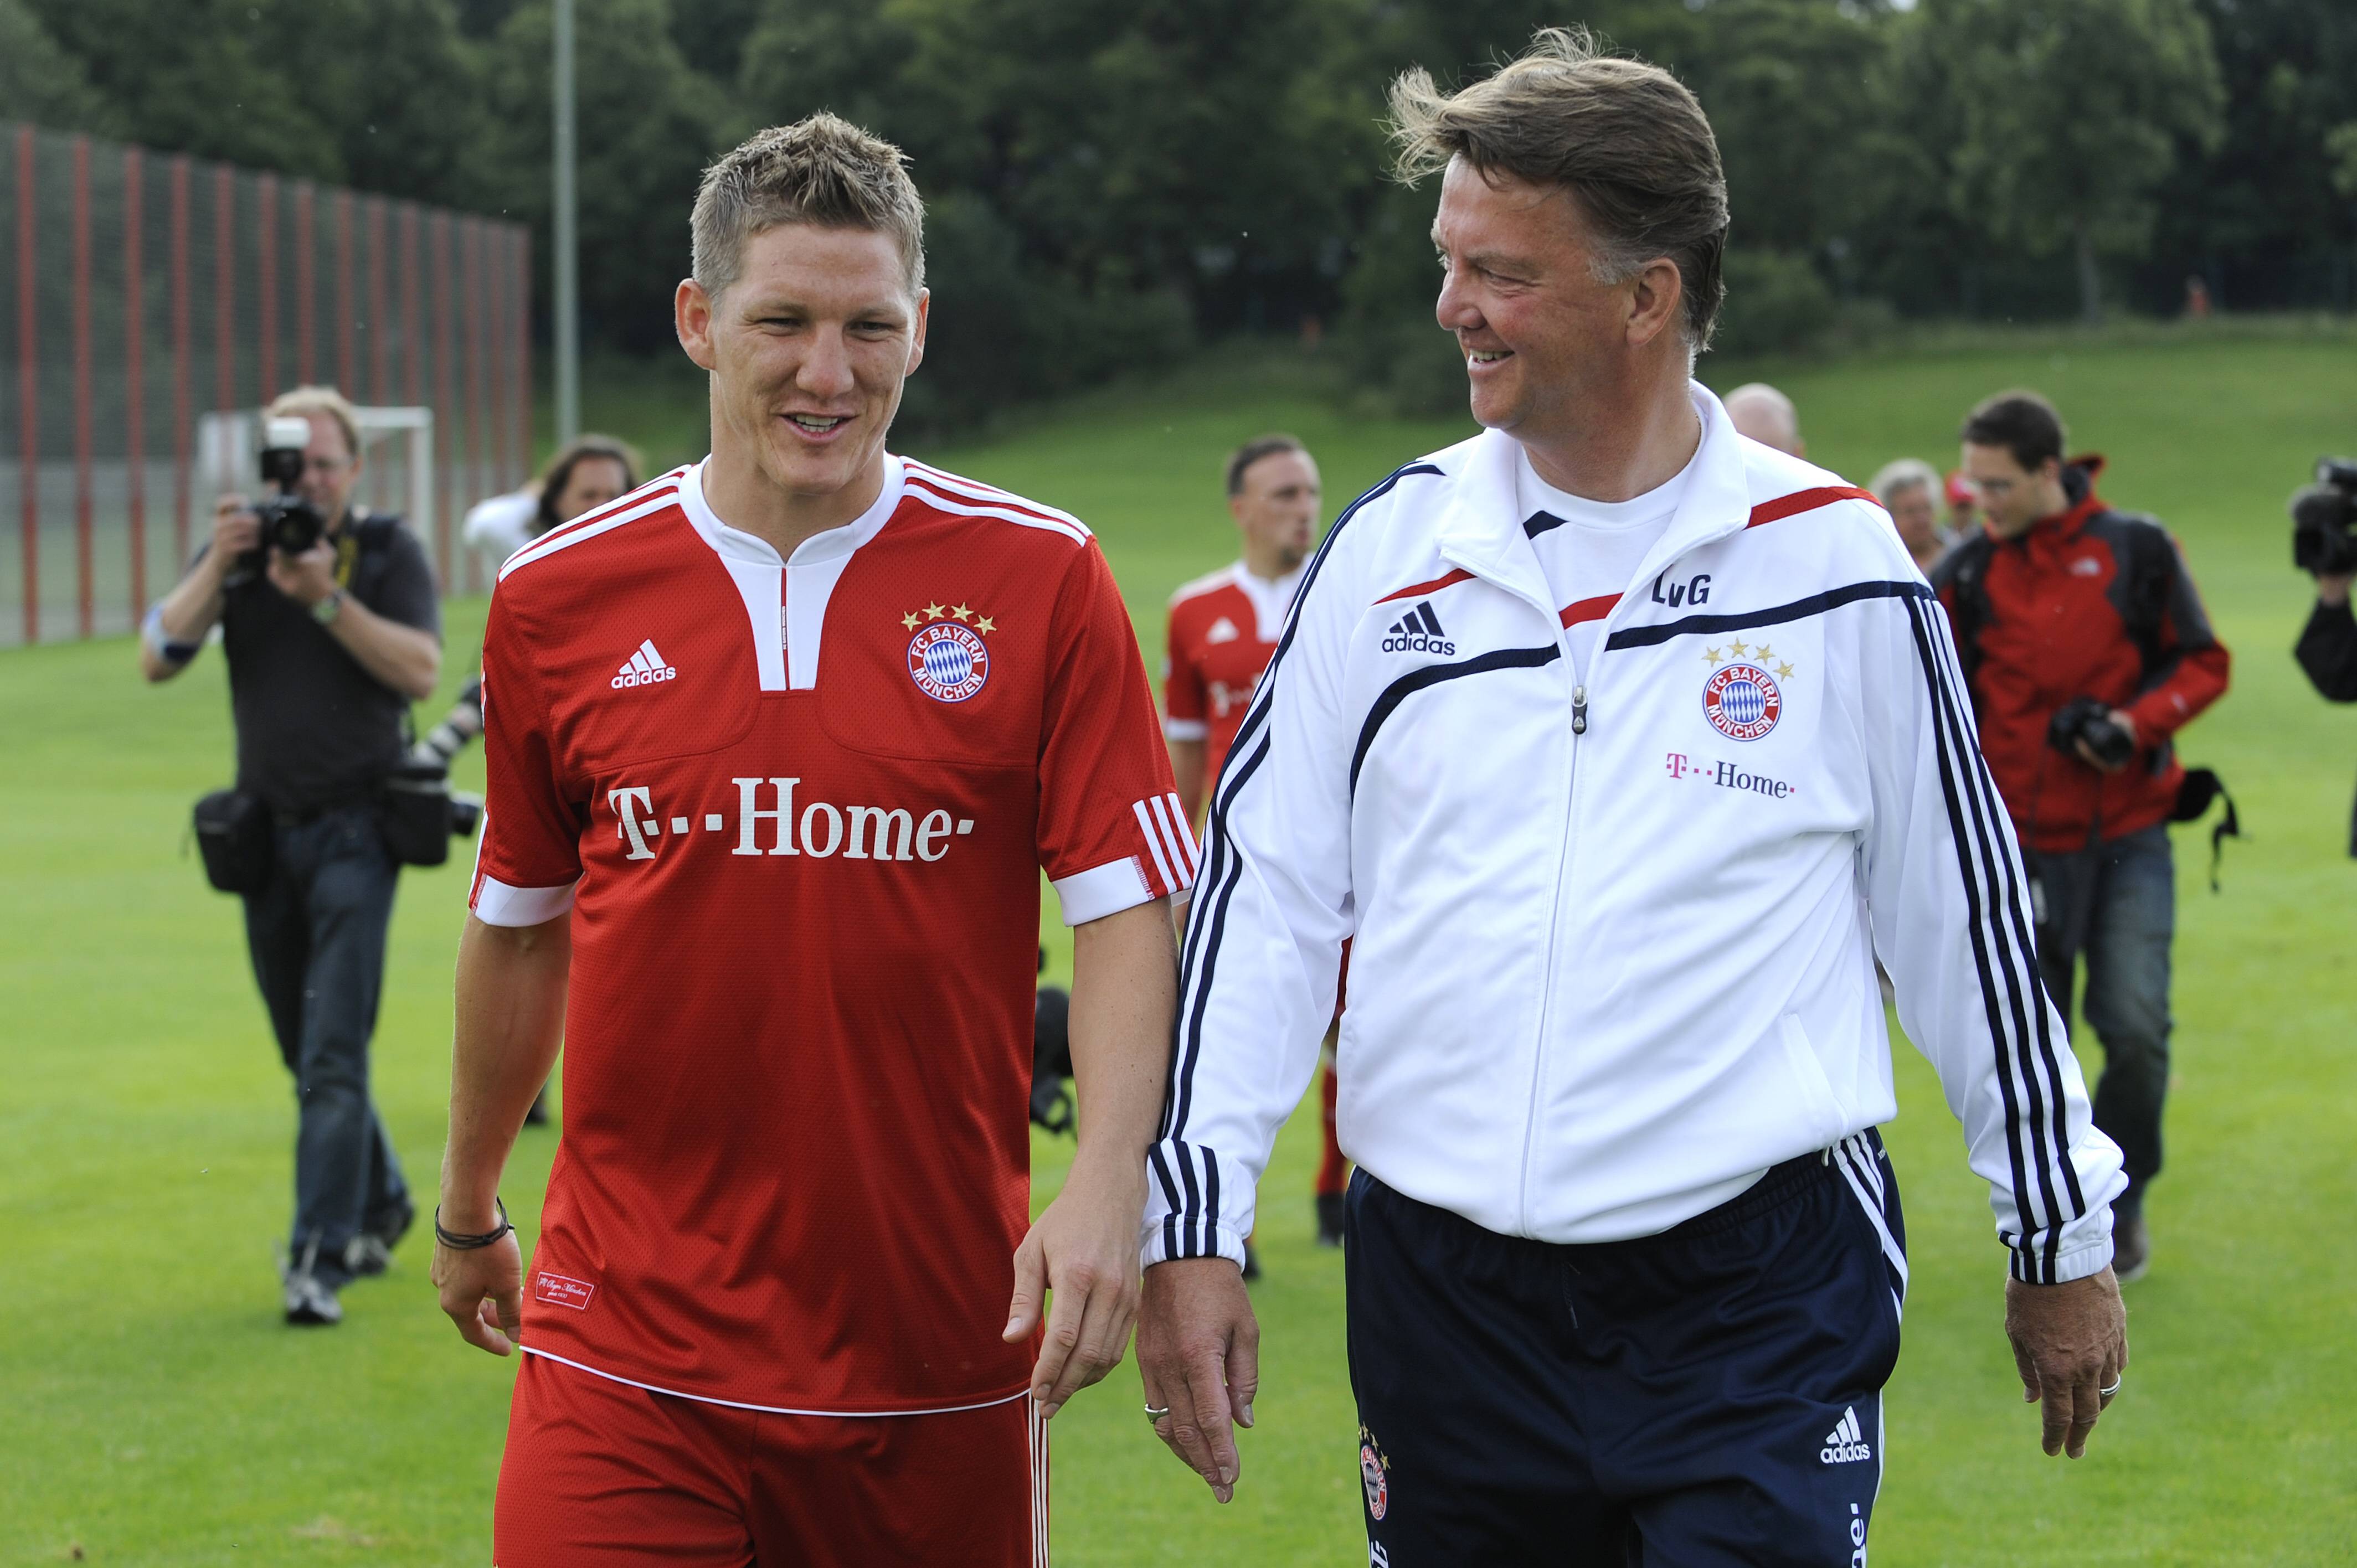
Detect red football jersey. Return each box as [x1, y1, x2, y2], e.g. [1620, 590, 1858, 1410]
[1161, 561, 1302, 806]
[470, 456, 1194, 1414]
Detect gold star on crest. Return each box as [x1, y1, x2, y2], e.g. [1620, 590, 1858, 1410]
[900, 611, 922, 631]
[1776, 661, 1795, 679]
[975, 615, 996, 635]
[923, 602, 946, 620]
[1728, 637, 1751, 658]
[1702, 646, 1723, 664]
[1753, 643, 1774, 661]
[949, 603, 972, 623]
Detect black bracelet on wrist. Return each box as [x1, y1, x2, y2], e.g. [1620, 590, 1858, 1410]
[434, 1197, 513, 1250]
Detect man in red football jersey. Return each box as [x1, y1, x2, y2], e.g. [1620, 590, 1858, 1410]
[431, 115, 1192, 1566]
[1165, 435, 1320, 821]
[1164, 436, 1351, 1249]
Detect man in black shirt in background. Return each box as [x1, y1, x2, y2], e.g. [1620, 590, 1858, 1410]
[141, 385, 442, 1325]
[2296, 563, 2357, 851]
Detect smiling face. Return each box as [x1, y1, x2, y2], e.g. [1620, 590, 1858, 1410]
[676, 221, 927, 519]
[1430, 158, 1684, 456]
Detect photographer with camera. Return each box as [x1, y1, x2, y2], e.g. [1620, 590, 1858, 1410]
[1933, 391, 2230, 1283]
[141, 385, 442, 1326]
[2291, 461, 2357, 850]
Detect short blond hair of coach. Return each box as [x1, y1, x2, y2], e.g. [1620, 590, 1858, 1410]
[1135, 28, 2127, 1564]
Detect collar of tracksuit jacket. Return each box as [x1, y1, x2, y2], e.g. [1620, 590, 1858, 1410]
[1427, 387, 1758, 635]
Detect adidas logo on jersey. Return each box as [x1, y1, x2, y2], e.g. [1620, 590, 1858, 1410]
[1205, 616, 1241, 644]
[1381, 602, 1455, 656]
[611, 638, 678, 689]
[1819, 1406, 1872, 1465]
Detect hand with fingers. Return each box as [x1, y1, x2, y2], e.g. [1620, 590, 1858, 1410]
[1003, 1165, 1147, 1421]
[433, 1225, 525, 1356]
[1135, 1256, 1260, 1504]
[2004, 1266, 2129, 1458]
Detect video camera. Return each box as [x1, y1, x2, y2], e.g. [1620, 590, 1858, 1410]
[241, 415, 331, 570]
[2291, 458, 2357, 577]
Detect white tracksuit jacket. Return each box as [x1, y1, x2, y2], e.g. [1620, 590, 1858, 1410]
[1144, 386, 2125, 1287]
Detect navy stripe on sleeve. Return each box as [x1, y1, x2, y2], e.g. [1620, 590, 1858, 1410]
[1903, 596, 2084, 1282]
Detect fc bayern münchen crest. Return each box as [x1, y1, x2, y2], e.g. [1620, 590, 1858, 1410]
[907, 621, 990, 702]
[1359, 1428, 1390, 1521]
[1704, 661, 1782, 741]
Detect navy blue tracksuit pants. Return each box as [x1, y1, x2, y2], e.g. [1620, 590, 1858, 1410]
[1346, 1132, 1906, 1567]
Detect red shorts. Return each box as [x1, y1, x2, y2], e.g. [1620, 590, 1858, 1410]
[494, 1353, 1046, 1567]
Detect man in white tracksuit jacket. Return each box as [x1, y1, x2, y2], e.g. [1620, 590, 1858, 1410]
[1134, 31, 2129, 1566]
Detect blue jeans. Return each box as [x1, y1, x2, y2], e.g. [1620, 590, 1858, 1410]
[2025, 825, 2174, 1219]
[240, 804, 410, 1282]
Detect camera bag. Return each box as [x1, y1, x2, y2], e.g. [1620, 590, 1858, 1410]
[191, 790, 274, 894]
[378, 762, 455, 868]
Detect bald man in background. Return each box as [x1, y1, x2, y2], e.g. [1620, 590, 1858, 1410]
[1724, 382, 1803, 457]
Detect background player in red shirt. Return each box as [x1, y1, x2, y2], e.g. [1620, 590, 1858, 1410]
[1164, 434, 1318, 821]
[431, 115, 1190, 1566]
[1164, 436, 1352, 1249]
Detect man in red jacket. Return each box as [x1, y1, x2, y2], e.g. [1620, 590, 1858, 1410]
[1934, 391, 2229, 1282]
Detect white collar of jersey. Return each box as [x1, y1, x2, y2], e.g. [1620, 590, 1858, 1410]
[1229, 560, 1305, 642]
[677, 453, 908, 568]
[1433, 384, 1754, 621]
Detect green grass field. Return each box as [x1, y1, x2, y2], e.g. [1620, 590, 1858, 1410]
[5, 321, 2355, 1564]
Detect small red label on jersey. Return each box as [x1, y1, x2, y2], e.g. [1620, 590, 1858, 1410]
[534, 1272, 596, 1311]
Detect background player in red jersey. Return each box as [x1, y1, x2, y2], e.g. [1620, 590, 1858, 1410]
[1164, 435, 1319, 822]
[431, 115, 1190, 1567]
[1164, 436, 1352, 1249]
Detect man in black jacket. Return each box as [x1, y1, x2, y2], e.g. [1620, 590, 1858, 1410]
[141, 385, 442, 1325]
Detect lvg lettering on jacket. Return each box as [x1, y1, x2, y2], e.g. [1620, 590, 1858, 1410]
[605, 779, 977, 863]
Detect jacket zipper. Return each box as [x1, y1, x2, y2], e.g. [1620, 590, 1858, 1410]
[1517, 649, 1587, 1233]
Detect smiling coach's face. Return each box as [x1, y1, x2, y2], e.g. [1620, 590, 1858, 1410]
[677, 222, 928, 513]
[1432, 158, 1684, 458]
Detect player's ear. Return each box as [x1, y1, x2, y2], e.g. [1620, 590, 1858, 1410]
[676, 278, 717, 370]
[1625, 256, 1683, 350]
[904, 288, 929, 376]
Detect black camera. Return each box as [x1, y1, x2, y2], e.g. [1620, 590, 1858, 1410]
[2291, 457, 2357, 577]
[2048, 695, 2138, 769]
[240, 415, 329, 569]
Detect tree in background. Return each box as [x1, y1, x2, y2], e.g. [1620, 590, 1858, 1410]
[1913, 0, 2225, 323]
[0, 0, 114, 133]
[474, 0, 732, 353]
[2142, 0, 2357, 311]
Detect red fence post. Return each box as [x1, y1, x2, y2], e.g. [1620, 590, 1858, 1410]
[171, 156, 191, 565]
[401, 205, 424, 408]
[16, 127, 37, 646]
[72, 135, 92, 640]
[295, 181, 315, 386]
[214, 165, 234, 414]
[431, 212, 455, 592]
[514, 225, 532, 484]
[367, 198, 389, 405]
[336, 189, 356, 396]
[126, 145, 147, 617]
[258, 173, 279, 400]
